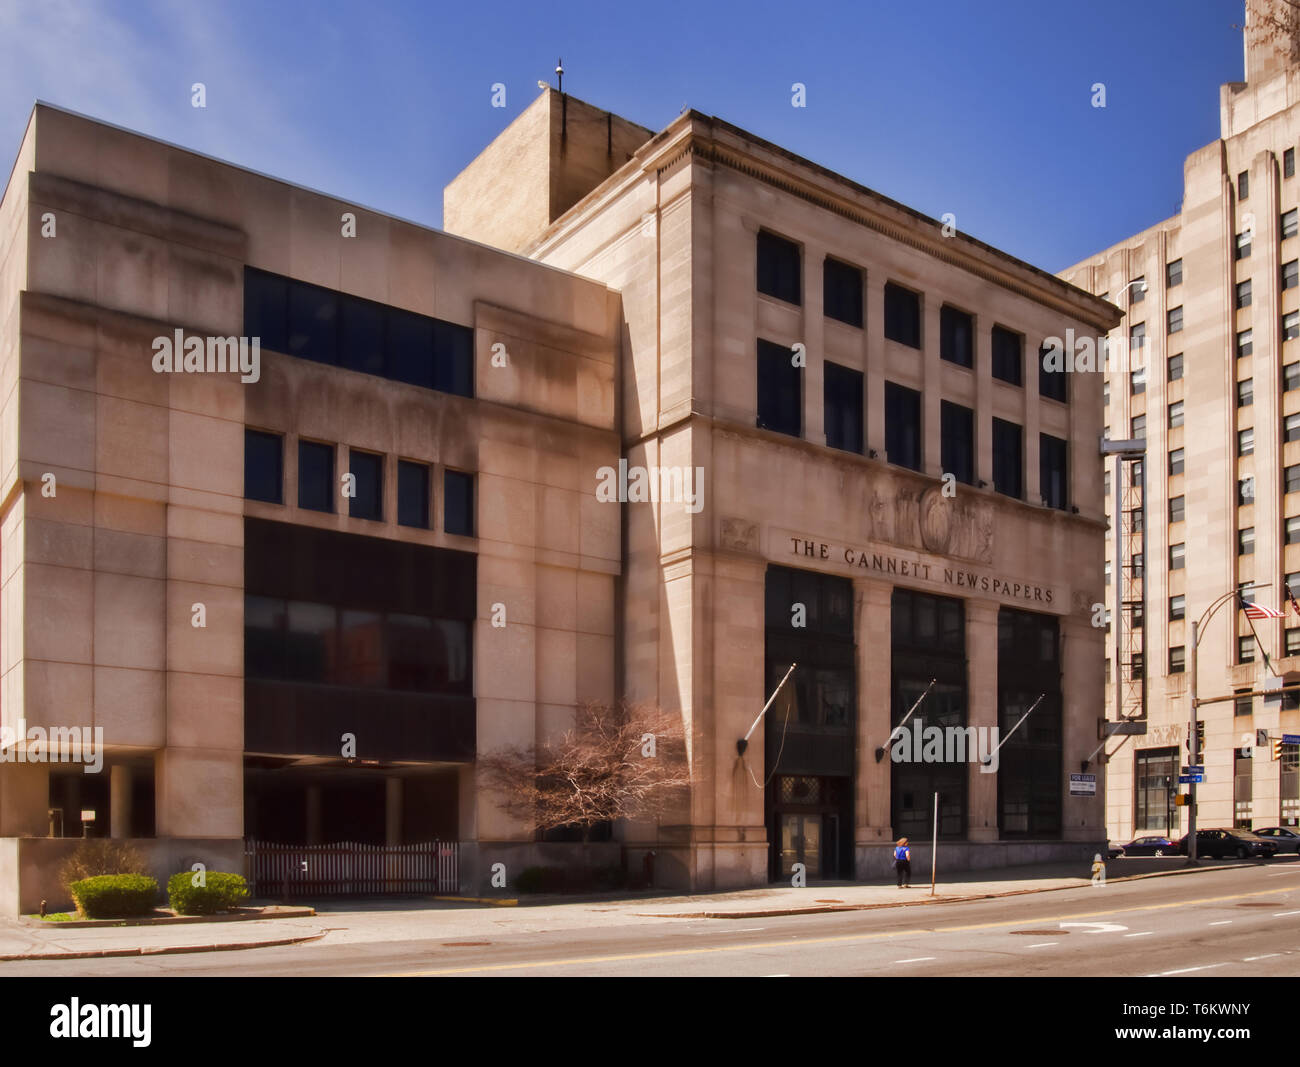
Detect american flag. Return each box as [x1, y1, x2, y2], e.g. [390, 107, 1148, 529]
[1288, 583, 1300, 618]
[1244, 602, 1286, 619]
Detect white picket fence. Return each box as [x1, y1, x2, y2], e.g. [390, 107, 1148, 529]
[244, 839, 459, 897]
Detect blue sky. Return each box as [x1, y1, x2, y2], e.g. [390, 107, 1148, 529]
[0, 0, 1246, 272]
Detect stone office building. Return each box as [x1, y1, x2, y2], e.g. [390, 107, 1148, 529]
[0, 86, 1116, 910]
[1062, 0, 1300, 843]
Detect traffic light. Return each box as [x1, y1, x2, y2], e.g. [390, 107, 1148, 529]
[1275, 737, 1285, 761]
[1186, 720, 1205, 753]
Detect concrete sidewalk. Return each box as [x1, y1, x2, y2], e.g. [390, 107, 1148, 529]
[0, 855, 1281, 961]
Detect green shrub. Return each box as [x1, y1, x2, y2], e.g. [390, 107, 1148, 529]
[515, 865, 627, 893]
[69, 874, 158, 918]
[59, 839, 147, 893]
[166, 871, 249, 915]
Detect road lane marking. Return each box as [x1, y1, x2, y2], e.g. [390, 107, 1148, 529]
[1274, 909, 1300, 916]
[1208, 920, 1232, 926]
[389, 885, 1298, 976]
[894, 957, 936, 963]
[1244, 954, 1279, 961]
[1060, 921, 1128, 934]
[1124, 932, 1153, 937]
[764, 973, 789, 977]
[1148, 963, 1225, 976]
[1028, 942, 1058, 948]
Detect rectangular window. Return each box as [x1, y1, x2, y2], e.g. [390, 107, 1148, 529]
[1285, 260, 1299, 290]
[1104, 559, 1111, 585]
[1286, 362, 1300, 391]
[1170, 594, 1186, 620]
[1169, 353, 1184, 381]
[340, 295, 385, 376]
[823, 257, 863, 327]
[940, 400, 975, 485]
[1239, 477, 1255, 506]
[1288, 311, 1300, 341]
[885, 381, 922, 471]
[1289, 629, 1300, 656]
[883, 283, 921, 348]
[1040, 433, 1068, 510]
[757, 339, 802, 437]
[1288, 148, 1297, 178]
[1039, 342, 1067, 402]
[244, 269, 290, 354]
[1289, 464, 1300, 494]
[1287, 516, 1300, 544]
[444, 470, 474, 537]
[1103, 380, 1110, 407]
[397, 460, 429, 529]
[1170, 542, 1186, 569]
[1240, 582, 1256, 605]
[1132, 554, 1144, 581]
[1240, 635, 1256, 664]
[1288, 570, 1300, 592]
[1169, 401, 1184, 428]
[1238, 329, 1253, 358]
[1239, 427, 1255, 455]
[1287, 413, 1300, 442]
[1132, 459, 1144, 488]
[1170, 646, 1186, 674]
[244, 430, 283, 504]
[1130, 367, 1146, 395]
[1131, 414, 1146, 438]
[1167, 305, 1183, 333]
[1169, 495, 1185, 523]
[1130, 321, 1146, 355]
[1239, 171, 1250, 199]
[992, 418, 1023, 499]
[1167, 258, 1183, 286]
[288, 280, 340, 366]
[991, 325, 1023, 385]
[1285, 208, 1299, 239]
[347, 449, 383, 521]
[1236, 689, 1253, 716]
[1236, 279, 1252, 308]
[1238, 377, 1254, 407]
[1237, 230, 1252, 259]
[823, 361, 864, 454]
[939, 306, 973, 367]
[298, 440, 335, 513]
[757, 231, 801, 305]
[1239, 527, 1256, 555]
[1130, 277, 1146, 303]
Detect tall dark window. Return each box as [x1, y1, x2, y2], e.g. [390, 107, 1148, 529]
[1038, 341, 1067, 402]
[348, 449, 384, 521]
[883, 283, 921, 348]
[992, 418, 1023, 499]
[998, 609, 1062, 838]
[940, 400, 974, 485]
[397, 460, 430, 529]
[823, 258, 862, 327]
[823, 362, 864, 454]
[891, 590, 967, 841]
[757, 231, 801, 305]
[1134, 749, 1177, 834]
[444, 470, 474, 537]
[884, 381, 921, 471]
[1040, 433, 1068, 510]
[245, 430, 283, 505]
[298, 440, 335, 513]
[757, 339, 802, 437]
[991, 326, 1022, 385]
[1167, 258, 1183, 286]
[940, 306, 973, 367]
[243, 267, 473, 398]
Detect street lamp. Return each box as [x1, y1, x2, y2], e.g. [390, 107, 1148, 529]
[1185, 584, 1255, 864]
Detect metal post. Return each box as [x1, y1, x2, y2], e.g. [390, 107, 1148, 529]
[1187, 619, 1198, 864]
[930, 791, 938, 896]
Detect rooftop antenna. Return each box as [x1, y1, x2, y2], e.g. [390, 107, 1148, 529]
[556, 58, 564, 94]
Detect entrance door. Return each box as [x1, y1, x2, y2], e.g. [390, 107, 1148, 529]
[779, 814, 821, 878]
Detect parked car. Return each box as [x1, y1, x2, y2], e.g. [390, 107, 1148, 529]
[1177, 828, 1279, 859]
[1253, 826, 1300, 854]
[1109, 835, 1177, 858]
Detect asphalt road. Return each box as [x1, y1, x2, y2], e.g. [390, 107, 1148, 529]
[5, 863, 1299, 977]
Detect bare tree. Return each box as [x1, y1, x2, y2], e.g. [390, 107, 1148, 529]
[478, 701, 692, 841]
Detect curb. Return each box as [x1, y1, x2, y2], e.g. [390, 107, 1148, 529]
[432, 896, 518, 906]
[633, 859, 1252, 919]
[21, 907, 317, 930]
[0, 929, 328, 963]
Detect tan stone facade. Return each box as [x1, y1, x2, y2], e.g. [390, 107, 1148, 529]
[1062, 0, 1300, 843]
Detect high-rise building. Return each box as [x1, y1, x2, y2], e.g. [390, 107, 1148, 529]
[1062, 0, 1300, 843]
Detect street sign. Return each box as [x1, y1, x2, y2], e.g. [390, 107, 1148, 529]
[1069, 773, 1097, 796]
[1178, 774, 1204, 784]
[1182, 765, 1204, 774]
[1283, 734, 1300, 745]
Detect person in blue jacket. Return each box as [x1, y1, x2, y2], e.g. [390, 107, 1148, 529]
[894, 838, 911, 888]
